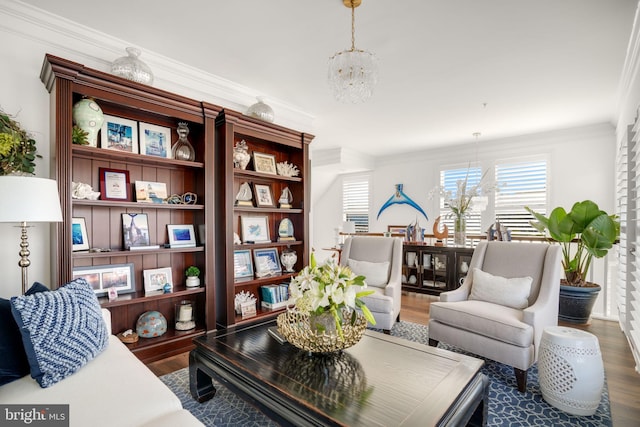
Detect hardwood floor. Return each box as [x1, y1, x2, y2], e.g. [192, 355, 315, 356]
[148, 291, 640, 426]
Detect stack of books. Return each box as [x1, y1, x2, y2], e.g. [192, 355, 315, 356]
[260, 283, 289, 310]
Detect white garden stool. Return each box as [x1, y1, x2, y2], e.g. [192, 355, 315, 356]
[538, 326, 604, 416]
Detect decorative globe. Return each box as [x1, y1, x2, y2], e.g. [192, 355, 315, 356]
[136, 311, 167, 338]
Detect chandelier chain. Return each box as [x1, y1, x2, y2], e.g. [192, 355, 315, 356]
[351, 2, 356, 51]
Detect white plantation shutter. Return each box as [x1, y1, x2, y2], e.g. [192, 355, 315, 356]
[617, 124, 633, 330]
[439, 167, 482, 236]
[627, 110, 640, 367]
[495, 159, 547, 237]
[343, 175, 370, 233]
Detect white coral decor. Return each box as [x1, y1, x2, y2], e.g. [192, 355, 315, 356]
[276, 161, 299, 177]
[234, 291, 256, 314]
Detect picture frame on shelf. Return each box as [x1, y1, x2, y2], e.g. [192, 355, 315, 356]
[99, 167, 131, 201]
[73, 263, 135, 297]
[240, 215, 270, 243]
[387, 225, 407, 235]
[100, 114, 138, 153]
[167, 224, 196, 248]
[253, 247, 282, 277]
[71, 217, 89, 251]
[253, 183, 274, 207]
[139, 122, 172, 159]
[143, 267, 173, 294]
[252, 151, 277, 175]
[234, 249, 254, 279]
[121, 213, 155, 250]
[135, 180, 168, 203]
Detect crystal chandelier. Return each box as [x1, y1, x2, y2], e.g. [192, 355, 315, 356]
[328, 0, 378, 103]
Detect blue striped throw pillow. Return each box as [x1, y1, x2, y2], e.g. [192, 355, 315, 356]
[10, 278, 109, 388]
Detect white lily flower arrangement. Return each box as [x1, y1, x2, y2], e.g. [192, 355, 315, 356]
[288, 253, 376, 339]
[428, 167, 495, 219]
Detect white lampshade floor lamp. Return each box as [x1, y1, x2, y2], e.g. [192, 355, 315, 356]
[0, 176, 63, 294]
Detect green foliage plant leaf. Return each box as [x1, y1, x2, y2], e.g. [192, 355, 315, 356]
[526, 200, 619, 287]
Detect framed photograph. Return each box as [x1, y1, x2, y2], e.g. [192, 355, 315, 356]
[252, 151, 277, 175]
[72, 217, 90, 251]
[240, 215, 270, 243]
[253, 247, 282, 276]
[139, 122, 172, 158]
[387, 225, 407, 235]
[143, 267, 173, 294]
[254, 183, 274, 207]
[73, 263, 135, 297]
[100, 114, 138, 153]
[122, 213, 151, 249]
[167, 224, 196, 248]
[135, 180, 168, 203]
[99, 167, 131, 201]
[234, 249, 254, 279]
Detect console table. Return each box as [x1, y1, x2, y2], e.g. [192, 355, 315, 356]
[402, 244, 474, 295]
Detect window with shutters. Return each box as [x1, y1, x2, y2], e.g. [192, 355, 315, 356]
[439, 166, 483, 236]
[342, 174, 370, 233]
[494, 159, 548, 237]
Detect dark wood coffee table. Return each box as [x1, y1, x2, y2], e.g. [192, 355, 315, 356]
[190, 321, 487, 426]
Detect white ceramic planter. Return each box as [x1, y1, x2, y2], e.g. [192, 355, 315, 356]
[185, 276, 200, 288]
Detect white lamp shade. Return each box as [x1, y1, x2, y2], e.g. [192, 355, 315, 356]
[342, 221, 356, 234]
[0, 176, 63, 223]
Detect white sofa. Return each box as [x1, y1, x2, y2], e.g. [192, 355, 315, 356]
[0, 309, 203, 427]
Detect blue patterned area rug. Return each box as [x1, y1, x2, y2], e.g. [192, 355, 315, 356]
[160, 321, 611, 426]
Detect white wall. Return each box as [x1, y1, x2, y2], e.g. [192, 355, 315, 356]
[312, 123, 616, 262]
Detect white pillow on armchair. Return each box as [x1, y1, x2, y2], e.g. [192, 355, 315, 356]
[468, 268, 533, 309]
[347, 259, 390, 287]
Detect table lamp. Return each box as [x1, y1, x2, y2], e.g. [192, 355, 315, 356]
[341, 221, 356, 245]
[0, 176, 63, 294]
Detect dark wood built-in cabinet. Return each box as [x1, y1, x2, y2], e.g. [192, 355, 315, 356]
[402, 244, 474, 295]
[214, 109, 314, 328]
[40, 54, 313, 361]
[41, 55, 219, 362]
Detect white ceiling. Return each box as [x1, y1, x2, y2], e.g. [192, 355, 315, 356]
[20, 0, 638, 157]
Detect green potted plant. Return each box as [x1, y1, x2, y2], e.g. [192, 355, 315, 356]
[185, 266, 200, 288]
[525, 200, 619, 323]
[0, 109, 39, 175]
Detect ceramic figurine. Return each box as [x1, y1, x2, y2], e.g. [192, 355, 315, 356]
[235, 182, 253, 206]
[233, 140, 251, 169]
[279, 187, 293, 208]
[280, 249, 297, 272]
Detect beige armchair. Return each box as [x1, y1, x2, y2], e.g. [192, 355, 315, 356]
[428, 241, 562, 392]
[340, 236, 403, 333]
